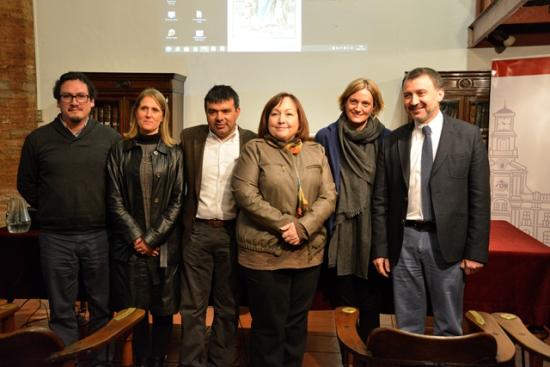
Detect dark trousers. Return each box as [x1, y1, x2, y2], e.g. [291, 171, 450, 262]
[39, 230, 110, 346]
[334, 268, 385, 341]
[110, 259, 174, 363]
[244, 265, 321, 367]
[132, 313, 173, 363]
[179, 221, 239, 367]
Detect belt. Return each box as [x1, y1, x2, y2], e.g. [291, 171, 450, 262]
[404, 220, 436, 232]
[195, 218, 235, 228]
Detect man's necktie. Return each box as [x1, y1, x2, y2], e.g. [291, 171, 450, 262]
[421, 125, 433, 221]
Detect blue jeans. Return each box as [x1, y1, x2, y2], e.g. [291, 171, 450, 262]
[392, 227, 464, 336]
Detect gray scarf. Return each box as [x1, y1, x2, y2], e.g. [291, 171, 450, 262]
[328, 113, 384, 279]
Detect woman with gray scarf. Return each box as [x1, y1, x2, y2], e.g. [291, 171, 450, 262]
[315, 78, 390, 341]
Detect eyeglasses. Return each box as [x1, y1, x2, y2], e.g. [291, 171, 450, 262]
[59, 93, 90, 103]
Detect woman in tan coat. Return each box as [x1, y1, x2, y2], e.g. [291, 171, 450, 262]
[232, 92, 336, 367]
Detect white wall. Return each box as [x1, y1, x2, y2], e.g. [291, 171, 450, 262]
[34, 0, 550, 134]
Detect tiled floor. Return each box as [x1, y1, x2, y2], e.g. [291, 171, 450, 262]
[8, 299, 550, 367]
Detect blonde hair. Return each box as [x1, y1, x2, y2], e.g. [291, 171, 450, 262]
[124, 88, 176, 146]
[338, 78, 384, 118]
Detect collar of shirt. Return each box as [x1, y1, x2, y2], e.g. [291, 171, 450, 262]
[207, 126, 239, 143]
[61, 116, 89, 137]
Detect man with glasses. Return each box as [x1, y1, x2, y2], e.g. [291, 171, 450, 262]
[17, 72, 120, 360]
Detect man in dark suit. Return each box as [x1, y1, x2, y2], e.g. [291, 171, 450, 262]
[372, 67, 490, 336]
[179, 85, 256, 367]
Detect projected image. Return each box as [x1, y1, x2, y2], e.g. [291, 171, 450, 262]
[228, 0, 301, 52]
[162, 0, 367, 53]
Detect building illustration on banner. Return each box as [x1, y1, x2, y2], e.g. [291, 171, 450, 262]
[489, 104, 550, 246]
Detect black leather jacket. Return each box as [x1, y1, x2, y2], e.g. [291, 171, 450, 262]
[107, 138, 183, 263]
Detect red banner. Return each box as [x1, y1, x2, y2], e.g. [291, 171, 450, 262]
[492, 56, 550, 77]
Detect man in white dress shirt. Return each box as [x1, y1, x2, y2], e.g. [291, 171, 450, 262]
[372, 68, 490, 336]
[179, 85, 256, 366]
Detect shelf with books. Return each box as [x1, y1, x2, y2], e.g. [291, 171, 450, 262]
[439, 71, 491, 145]
[84, 72, 186, 137]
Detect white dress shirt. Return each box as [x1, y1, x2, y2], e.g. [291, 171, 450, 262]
[196, 127, 240, 220]
[406, 111, 443, 221]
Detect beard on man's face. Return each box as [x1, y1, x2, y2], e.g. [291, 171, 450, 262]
[64, 116, 85, 125]
[64, 109, 88, 124]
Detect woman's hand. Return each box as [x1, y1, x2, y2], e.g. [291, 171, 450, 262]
[134, 237, 159, 256]
[280, 222, 301, 246]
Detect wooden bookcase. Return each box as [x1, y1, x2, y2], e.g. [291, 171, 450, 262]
[438, 71, 491, 145]
[84, 72, 186, 137]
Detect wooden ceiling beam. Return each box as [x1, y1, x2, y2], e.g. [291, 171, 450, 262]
[468, 0, 529, 47]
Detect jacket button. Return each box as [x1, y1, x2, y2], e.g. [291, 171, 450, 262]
[156, 174, 161, 178]
[153, 151, 158, 155]
[153, 198, 159, 203]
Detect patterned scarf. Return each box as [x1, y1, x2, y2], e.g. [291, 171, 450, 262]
[265, 134, 308, 217]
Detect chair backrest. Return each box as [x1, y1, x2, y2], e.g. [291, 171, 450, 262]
[0, 307, 145, 367]
[367, 327, 498, 366]
[334, 307, 501, 367]
[464, 310, 516, 365]
[0, 301, 20, 332]
[492, 312, 550, 362]
[0, 326, 64, 367]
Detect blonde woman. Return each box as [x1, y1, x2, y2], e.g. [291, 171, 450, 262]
[107, 88, 183, 366]
[315, 78, 390, 341]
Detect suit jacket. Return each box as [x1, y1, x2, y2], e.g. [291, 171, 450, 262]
[372, 114, 490, 265]
[180, 125, 257, 241]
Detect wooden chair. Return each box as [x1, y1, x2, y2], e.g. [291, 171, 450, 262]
[0, 307, 145, 367]
[334, 306, 503, 366]
[0, 300, 20, 332]
[492, 312, 550, 367]
[464, 310, 516, 366]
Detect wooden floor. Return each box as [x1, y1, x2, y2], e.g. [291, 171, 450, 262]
[9, 299, 550, 366]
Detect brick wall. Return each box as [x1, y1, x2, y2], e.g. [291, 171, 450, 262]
[0, 0, 37, 226]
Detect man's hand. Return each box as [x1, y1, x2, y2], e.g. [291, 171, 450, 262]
[134, 237, 159, 257]
[373, 257, 391, 278]
[460, 259, 484, 275]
